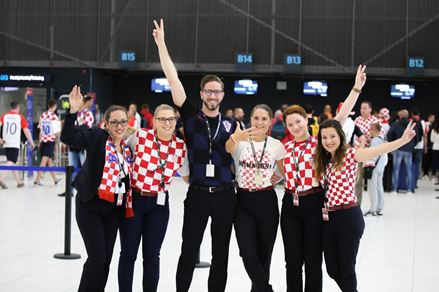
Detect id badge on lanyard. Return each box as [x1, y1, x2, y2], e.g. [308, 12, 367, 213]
[204, 113, 221, 178]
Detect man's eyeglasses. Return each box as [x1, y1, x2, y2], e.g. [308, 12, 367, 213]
[203, 89, 223, 97]
[155, 117, 177, 124]
[108, 120, 128, 127]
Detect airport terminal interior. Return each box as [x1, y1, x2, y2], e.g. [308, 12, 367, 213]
[1, 0, 439, 291]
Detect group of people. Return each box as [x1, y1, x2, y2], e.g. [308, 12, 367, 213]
[59, 19, 418, 292]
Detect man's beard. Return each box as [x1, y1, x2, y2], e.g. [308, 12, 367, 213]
[203, 99, 220, 111]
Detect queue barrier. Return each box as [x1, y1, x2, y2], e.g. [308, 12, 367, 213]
[0, 165, 211, 266]
[0, 165, 80, 260]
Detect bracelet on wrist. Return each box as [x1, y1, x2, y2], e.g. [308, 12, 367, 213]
[352, 87, 362, 94]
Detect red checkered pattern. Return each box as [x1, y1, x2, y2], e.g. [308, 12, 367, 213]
[321, 147, 358, 207]
[131, 129, 186, 193]
[354, 115, 380, 146]
[38, 111, 59, 142]
[77, 109, 94, 128]
[235, 138, 284, 189]
[283, 136, 320, 192]
[97, 139, 132, 202]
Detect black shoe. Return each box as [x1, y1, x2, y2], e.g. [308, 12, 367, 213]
[377, 211, 383, 216]
[364, 211, 377, 216]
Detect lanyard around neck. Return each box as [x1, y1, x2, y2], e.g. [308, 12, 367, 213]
[249, 137, 268, 169]
[203, 113, 221, 157]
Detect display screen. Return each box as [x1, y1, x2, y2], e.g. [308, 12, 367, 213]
[234, 80, 258, 95]
[151, 78, 171, 93]
[390, 84, 415, 100]
[303, 81, 328, 97]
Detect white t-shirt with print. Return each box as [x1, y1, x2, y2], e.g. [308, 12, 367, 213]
[233, 136, 285, 189]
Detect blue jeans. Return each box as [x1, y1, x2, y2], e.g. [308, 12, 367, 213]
[392, 150, 413, 192]
[118, 192, 170, 292]
[68, 150, 86, 180]
[411, 149, 423, 190]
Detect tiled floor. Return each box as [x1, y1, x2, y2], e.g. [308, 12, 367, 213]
[0, 173, 438, 292]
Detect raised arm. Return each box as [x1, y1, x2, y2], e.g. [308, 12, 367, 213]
[152, 19, 187, 107]
[355, 121, 416, 162]
[334, 64, 367, 125]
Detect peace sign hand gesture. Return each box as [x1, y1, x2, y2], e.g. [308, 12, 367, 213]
[354, 64, 367, 90]
[152, 18, 165, 46]
[68, 85, 84, 114]
[400, 121, 417, 144]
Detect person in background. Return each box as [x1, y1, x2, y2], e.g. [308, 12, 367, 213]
[323, 104, 333, 119]
[153, 19, 237, 292]
[270, 109, 286, 140]
[378, 108, 391, 138]
[411, 108, 426, 190]
[423, 114, 436, 178]
[364, 123, 388, 216]
[224, 108, 233, 119]
[225, 104, 285, 292]
[0, 100, 35, 189]
[233, 107, 246, 130]
[430, 118, 439, 185]
[336, 102, 366, 148]
[140, 104, 154, 129]
[315, 118, 416, 292]
[354, 100, 380, 206]
[387, 110, 420, 194]
[61, 85, 132, 292]
[118, 104, 187, 292]
[34, 99, 62, 186]
[304, 104, 319, 136]
[128, 103, 141, 129]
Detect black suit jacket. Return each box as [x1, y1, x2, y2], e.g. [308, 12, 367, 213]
[61, 112, 111, 203]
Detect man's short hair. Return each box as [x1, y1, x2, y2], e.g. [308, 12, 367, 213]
[370, 122, 382, 132]
[200, 75, 224, 91]
[10, 100, 18, 109]
[361, 100, 372, 108]
[48, 99, 57, 108]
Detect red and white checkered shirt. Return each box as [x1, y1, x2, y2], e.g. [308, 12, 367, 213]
[38, 111, 59, 142]
[354, 115, 380, 146]
[321, 147, 358, 207]
[77, 109, 94, 128]
[283, 136, 320, 192]
[131, 129, 186, 193]
[233, 137, 285, 189]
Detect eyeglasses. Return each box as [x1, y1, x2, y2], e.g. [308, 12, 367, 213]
[203, 89, 223, 97]
[155, 117, 177, 124]
[108, 119, 128, 127]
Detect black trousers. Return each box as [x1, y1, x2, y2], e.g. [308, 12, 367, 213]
[323, 206, 365, 292]
[280, 191, 324, 292]
[234, 189, 279, 292]
[176, 187, 237, 292]
[76, 195, 120, 292]
[118, 192, 170, 292]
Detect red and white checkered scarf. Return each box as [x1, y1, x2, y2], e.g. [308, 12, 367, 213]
[97, 136, 134, 217]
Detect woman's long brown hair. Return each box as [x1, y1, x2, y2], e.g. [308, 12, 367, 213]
[315, 119, 348, 179]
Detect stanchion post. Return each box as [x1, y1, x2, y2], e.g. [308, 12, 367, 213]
[195, 250, 210, 268]
[54, 165, 80, 260]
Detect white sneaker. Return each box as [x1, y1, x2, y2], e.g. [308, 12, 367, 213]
[407, 191, 414, 195]
[390, 191, 398, 195]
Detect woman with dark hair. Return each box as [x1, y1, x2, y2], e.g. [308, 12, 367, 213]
[225, 104, 285, 291]
[61, 85, 133, 292]
[314, 118, 416, 292]
[280, 65, 366, 292]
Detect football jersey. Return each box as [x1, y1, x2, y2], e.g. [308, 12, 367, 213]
[0, 111, 28, 149]
[38, 111, 60, 142]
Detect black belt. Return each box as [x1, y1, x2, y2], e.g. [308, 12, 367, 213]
[189, 184, 234, 193]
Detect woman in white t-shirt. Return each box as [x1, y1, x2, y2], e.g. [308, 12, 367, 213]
[314, 118, 416, 292]
[226, 104, 285, 292]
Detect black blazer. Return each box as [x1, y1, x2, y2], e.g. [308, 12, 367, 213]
[61, 112, 113, 203]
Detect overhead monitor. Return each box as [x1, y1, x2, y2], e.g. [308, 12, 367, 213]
[151, 78, 171, 93]
[303, 81, 328, 97]
[390, 84, 415, 100]
[234, 79, 258, 95]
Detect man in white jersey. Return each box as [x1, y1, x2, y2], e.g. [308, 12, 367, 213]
[0, 100, 35, 188]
